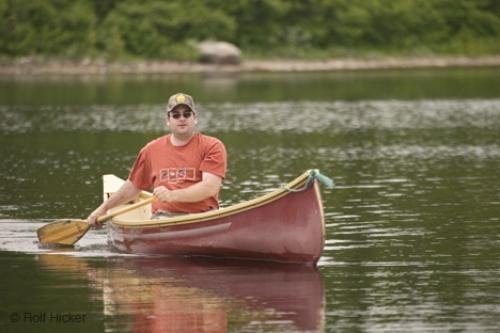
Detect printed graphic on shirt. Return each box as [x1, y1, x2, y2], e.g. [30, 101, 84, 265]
[160, 167, 197, 183]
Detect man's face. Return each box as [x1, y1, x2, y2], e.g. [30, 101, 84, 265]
[166, 105, 197, 137]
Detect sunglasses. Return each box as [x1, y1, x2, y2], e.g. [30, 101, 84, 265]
[169, 110, 194, 119]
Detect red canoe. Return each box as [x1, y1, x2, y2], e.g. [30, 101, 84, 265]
[104, 169, 332, 265]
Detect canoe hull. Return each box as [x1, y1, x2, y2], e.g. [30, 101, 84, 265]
[108, 181, 325, 265]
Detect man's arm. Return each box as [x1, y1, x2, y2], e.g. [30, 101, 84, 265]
[153, 172, 222, 203]
[87, 180, 141, 226]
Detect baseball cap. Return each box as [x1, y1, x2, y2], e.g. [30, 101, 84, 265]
[167, 93, 196, 113]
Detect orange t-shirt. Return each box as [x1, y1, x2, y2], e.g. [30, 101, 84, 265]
[128, 133, 227, 213]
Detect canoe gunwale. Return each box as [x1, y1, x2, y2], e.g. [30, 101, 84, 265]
[109, 169, 316, 229]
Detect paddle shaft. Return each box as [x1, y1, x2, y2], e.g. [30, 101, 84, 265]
[95, 196, 155, 224]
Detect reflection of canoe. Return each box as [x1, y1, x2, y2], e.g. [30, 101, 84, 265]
[124, 257, 326, 332]
[105, 170, 331, 265]
[37, 255, 325, 332]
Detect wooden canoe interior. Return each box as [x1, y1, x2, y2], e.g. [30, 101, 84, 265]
[103, 170, 314, 228]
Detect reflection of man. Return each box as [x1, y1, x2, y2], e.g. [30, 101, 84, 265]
[87, 92, 227, 225]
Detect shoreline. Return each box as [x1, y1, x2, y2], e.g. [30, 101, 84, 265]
[1, 55, 500, 76]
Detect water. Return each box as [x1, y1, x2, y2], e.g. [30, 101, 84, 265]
[1, 68, 500, 332]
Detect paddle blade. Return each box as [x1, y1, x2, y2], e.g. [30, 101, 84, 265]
[37, 219, 91, 246]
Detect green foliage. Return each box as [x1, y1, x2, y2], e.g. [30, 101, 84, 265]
[96, 0, 235, 60]
[1, 0, 499, 60]
[0, 0, 58, 55]
[53, 1, 96, 56]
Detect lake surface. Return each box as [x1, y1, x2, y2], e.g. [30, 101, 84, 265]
[1, 68, 500, 332]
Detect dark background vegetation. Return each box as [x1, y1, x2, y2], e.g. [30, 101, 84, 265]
[1, 0, 500, 61]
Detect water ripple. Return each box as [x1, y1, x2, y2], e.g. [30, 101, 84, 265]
[1, 99, 500, 133]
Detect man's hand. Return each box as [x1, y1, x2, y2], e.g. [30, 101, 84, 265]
[86, 180, 141, 228]
[87, 206, 107, 228]
[153, 186, 175, 202]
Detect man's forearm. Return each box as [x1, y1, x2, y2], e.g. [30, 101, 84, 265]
[98, 180, 141, 211]
[154, 173, 222, 203]
[169, 180, 219, 202]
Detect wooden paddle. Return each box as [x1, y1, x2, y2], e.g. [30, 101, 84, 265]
[37, 197, 154, 246]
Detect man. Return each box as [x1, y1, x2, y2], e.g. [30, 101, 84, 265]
[87, 93, 227, 226]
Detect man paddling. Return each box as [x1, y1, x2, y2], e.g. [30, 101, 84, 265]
[87, 93, 227, 226]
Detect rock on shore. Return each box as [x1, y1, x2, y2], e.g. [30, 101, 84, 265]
[197, 41, 242, 65]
